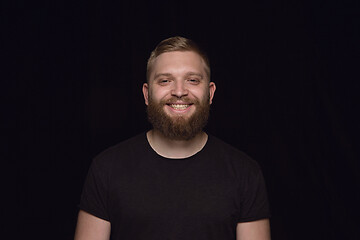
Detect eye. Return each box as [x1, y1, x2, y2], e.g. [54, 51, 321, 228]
[158, 79, 170, 85]
[187, 78, 200, 84]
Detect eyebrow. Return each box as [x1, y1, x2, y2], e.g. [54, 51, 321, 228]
[153, 73, 173, 80]
[185, 72, 204, 79]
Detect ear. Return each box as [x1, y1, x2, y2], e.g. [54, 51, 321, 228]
[142, 83, 149, 105]
[208, 82, 216, 104]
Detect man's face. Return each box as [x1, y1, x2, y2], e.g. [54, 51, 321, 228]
[142, 51, 216, 140]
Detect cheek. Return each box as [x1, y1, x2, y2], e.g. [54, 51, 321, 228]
[192, 88, 210, 101]
[149, 88, 169, 102]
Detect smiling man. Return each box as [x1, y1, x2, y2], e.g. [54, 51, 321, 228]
[75, 36, 271, 240]
[145, 50, 213, 141]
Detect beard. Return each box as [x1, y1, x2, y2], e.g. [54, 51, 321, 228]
[146, 95, 210, 141]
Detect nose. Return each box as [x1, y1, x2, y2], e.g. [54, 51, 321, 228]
[171, 81, 188, 98]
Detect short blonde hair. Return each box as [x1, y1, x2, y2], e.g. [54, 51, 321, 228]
[146, 36, 210, 82]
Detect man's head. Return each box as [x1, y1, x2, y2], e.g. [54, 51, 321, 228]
[146, 36, 211, 83]
[143, 36, 216, 141]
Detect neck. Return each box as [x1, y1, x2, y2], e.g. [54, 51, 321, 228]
[146, 129, 208, 159]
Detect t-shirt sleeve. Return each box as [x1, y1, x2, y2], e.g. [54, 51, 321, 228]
[237, 163, 271, 222]
[79, 158, 110, 221]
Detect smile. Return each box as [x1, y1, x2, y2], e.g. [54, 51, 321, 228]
[165, 102, 194, 112]
[169, 104, 191, 110]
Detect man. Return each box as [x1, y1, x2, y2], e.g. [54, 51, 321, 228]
[75, 36, 271, 240]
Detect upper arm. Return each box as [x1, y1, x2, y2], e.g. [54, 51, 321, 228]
[74, 210, 111, 240]
[236, 219, 271, 240]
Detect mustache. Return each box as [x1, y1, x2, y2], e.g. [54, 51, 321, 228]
[160, 97, 199, 105]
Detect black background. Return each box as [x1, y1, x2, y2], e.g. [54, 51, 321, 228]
[3, 0, 360, 239]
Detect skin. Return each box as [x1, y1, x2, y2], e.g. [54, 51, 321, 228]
[74, 50, 270, 240]
[236, 219, 271, 240]
[142, 51, 216, 158]
[74, 210, 110, 240]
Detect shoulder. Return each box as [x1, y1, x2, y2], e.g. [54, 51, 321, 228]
[206, 134, 262, 175]
[91, 132, 147, 170]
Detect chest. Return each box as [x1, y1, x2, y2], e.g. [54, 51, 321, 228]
[108, 160, 240, 228]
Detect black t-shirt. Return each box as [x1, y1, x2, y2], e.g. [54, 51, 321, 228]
[79, 132, 270, 240]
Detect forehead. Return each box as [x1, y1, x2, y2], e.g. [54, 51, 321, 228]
[150, 51, 207, 79]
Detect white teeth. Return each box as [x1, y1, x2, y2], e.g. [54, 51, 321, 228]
[170, 104, 190, 110]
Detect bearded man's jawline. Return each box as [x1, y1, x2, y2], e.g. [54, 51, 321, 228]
[146, 98, 210, 141]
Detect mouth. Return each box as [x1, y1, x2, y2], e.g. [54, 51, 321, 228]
[168, 104, 191, 110]
[166, 103, 193, 112]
